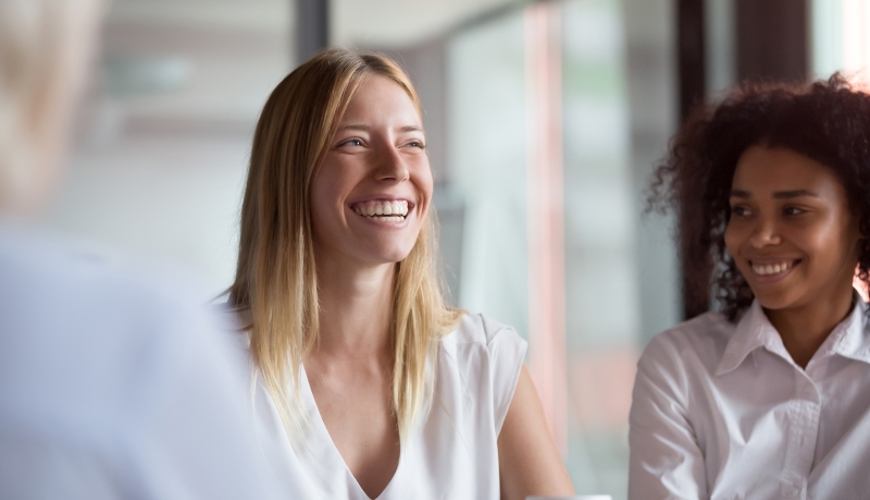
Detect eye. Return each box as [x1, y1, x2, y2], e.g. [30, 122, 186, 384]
[337, 138, 364, 148]
[730, 205, 751, 217]
[783, 206, 806, 216]
[405, 139, 426, 150]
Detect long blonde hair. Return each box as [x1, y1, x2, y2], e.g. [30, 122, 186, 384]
[228, 48, 463, 439]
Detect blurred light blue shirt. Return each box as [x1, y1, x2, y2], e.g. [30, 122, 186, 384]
[0, 221, 282, 500]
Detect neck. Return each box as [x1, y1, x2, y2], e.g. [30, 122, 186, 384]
[764, 287, 855, 369]
[314, 253, 396, 360]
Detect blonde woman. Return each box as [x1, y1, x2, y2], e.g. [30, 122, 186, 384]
[227, 48, 574, 499]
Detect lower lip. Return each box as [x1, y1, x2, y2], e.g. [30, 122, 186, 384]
[352, 210, 412, 228]
[749, 260, 800, 284]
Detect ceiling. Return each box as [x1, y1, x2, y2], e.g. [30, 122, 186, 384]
[82, 0, 520, 146]
[107, 0, 521, 48]
[331, 0, 521, 47]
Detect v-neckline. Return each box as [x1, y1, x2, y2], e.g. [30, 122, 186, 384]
[299, 365, 402, 500]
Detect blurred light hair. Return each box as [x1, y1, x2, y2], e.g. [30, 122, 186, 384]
[228, 48, 463, 440]
[0, 0, 101, 214]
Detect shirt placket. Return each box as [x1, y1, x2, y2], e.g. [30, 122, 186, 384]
[779, 372, 821, 499]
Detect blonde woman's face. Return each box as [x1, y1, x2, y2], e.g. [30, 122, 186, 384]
[310, 75, 433, 267]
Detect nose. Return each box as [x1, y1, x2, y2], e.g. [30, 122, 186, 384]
[373, 144, 410, 183]
[748, 217, 782, 248]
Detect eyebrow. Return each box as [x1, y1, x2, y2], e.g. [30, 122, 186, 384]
[729, 189, 820, 199]
[337, 124, 424, 133]
[773, 189, 820, 199]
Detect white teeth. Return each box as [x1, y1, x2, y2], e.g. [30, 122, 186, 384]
[752, 261, 792, 276]
[352, 200, 410, 220]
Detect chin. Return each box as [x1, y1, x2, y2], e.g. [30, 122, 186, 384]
[385, 250, 414, 264]
[365, 246, 415, 265]
[751, 288, 805, 312]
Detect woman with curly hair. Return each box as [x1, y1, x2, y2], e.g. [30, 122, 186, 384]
[629, 75, 870, 499]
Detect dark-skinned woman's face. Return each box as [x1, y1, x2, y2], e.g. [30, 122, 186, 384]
[724, 145, 861, 312]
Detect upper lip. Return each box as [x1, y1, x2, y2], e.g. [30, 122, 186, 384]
[746, 256, 802, 265]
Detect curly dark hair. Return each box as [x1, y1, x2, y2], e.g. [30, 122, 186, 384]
[650, 74, 870, 321]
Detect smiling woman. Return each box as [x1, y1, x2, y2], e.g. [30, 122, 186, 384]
[629, 75, 870, 499]
[224, 48, 573, 500]
[310, 74, 432, 268]
[724, 146, 861, 368]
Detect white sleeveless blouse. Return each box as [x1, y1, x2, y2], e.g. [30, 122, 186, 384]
[246, 313, 527, 499]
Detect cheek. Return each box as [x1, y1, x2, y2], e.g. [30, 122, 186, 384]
[414, 167, 434, 214]
[311, 164, 353, 210]
[309, 169, 348, 239]
[807, 217, 860, 264]
[723, 222, 742, 257]
[309, 180, 329, 223]
[309, 198, 332, 245]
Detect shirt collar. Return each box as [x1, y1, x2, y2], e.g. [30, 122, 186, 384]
[816, 297, 870, 364]
[716, 301, 781, 376]
[715, 295, 870, 376]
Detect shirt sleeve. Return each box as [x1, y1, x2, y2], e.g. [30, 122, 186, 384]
[628, 332, 707, 500]
[483, 319, 528, 435]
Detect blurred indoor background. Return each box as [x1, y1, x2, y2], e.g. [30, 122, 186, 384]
[42, 0, 870, 498]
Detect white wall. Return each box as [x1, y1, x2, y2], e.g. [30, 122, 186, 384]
[44, 136, 252, 297]
[40, 0, 290, 299]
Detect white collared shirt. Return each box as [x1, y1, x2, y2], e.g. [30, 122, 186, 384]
[629, 297, 870, 499]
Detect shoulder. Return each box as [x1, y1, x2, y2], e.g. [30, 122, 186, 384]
[633, 311, 736, 408]
[438, 312, 528, 370]
[0, 224, 284, 499]
[0, 223, 232, 407]
[0, 222, 209, 322]
[640, 310, 735, 370]
[435, 313, 527, 432]
[441, 312, 526, 349]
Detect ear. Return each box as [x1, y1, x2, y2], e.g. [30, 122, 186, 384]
[853, 269, 870, 302]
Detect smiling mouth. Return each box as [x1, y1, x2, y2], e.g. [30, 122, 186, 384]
[351, 200, 410, 222]
[750, 259, 801, 276]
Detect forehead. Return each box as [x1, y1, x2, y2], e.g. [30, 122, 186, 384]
[732, 145, 844, 195]
[339, 74, 421, 126]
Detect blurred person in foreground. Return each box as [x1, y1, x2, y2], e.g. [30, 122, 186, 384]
[0, 1, 282, 498]
[630, 75, 870, 499]
[223, 48, 575, 500]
